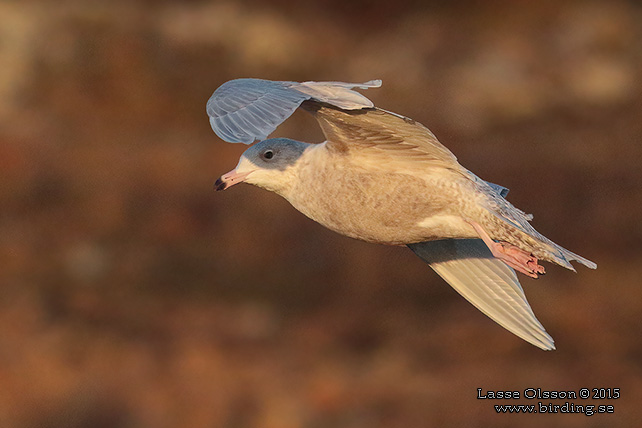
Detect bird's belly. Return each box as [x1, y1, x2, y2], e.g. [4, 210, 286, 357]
[287, 168, 477, 245]
[415, 214, 476, 239]
[311, 210, 476, 245]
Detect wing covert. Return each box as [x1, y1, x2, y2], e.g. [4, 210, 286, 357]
[302, 102, 461, 169]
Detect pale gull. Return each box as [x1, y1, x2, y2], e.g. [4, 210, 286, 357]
[207, 78, 597, 350]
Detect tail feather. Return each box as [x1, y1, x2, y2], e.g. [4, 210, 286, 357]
[555, 246, 597, 270]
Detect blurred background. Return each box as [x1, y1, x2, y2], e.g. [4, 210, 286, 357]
[1, 0, 641, 427]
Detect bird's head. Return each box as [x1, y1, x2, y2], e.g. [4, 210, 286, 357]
[215, 138, 310, 195]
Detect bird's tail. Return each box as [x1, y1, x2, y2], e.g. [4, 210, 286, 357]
[548, 242, 597, 271]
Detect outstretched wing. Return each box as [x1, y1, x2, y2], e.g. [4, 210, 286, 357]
[408, 239, 555, 350]
[206, 78, 381, 144]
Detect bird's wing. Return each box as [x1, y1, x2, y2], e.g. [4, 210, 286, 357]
[301, 102, 462, 170]
[407, 239, 555, 350]
[485, 181, 510, 198]
[206, 78, 381, 144]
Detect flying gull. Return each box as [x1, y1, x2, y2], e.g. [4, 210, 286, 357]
[207, 78, 596, 350]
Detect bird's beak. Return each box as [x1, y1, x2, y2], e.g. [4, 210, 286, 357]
[215, 168, 252, 191]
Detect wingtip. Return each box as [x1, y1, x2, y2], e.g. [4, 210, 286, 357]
[539, 336, 556, 351]
[528, 330, 555, 351]
[522, 327, 556, 351]
[363, 79, 382, 88]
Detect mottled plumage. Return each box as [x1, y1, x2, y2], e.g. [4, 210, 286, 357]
[208, 78, 596, 350]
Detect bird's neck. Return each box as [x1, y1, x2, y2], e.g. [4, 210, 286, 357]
[275, 142, 328, 199]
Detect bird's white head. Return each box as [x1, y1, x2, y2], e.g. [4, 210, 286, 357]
[215, 138, 310, 195]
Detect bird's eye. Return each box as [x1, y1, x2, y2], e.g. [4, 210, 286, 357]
[262, 150, 274, 160]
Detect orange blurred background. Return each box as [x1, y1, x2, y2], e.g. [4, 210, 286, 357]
[1, 1, 641, 427]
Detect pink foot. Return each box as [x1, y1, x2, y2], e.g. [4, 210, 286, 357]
[492, 242, 546, 278]
[468, 221, 546, 279]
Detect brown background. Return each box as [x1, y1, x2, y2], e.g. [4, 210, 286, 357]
[1, 0, 641, 427]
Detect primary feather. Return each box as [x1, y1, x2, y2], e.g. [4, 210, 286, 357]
[207, 78, 381, 144]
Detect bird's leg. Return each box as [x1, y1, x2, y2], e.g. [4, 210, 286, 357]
[467, 221, 545, 279]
